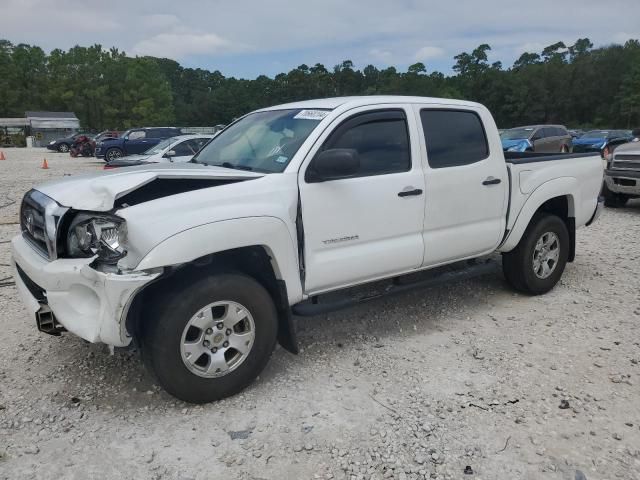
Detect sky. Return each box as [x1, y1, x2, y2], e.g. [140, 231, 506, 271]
[2, 0, 640, 78]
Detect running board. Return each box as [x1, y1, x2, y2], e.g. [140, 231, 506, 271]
[292, 259, 500, 317]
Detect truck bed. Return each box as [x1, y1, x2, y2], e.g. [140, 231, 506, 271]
[500, 150, 604, 251]
[504, 151, 601, 164]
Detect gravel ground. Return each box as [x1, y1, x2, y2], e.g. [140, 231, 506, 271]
[1, 148, 639, 480]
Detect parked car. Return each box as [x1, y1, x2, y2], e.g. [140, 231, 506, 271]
[572, 130, 632, 158]
[104, 135, 214, 169]
[11, 96, 604, 403]
[95, 127, 182, 161]
[501, 125, 572, 153]
[46, 133, 92, 153]
[603, 128, 640, 207]
[568, 129, 584, 138]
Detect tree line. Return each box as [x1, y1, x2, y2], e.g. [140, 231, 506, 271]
[1, 37, 639, 130]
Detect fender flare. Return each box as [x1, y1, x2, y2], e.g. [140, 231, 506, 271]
[499, 177, 577, 252]
[135, 216, 303, 304]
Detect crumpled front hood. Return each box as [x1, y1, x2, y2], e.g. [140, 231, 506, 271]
[35, 163, 263, 211]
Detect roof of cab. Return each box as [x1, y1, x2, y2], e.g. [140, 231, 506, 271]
[258, 95, 484, 112]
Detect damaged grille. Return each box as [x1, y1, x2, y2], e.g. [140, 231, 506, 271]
[20, 190, 68, 260]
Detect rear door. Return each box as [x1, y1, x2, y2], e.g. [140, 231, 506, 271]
[416, 106, 508, 266]
[299, 105, 426, 294]
[538, 128, 557, 152]
[124, 129, 151, 154]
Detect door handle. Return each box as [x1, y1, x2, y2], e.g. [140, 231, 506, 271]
[482, 177, 501, 186]
[398, 188, 423, 197]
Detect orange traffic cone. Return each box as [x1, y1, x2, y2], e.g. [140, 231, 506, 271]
[0, 151, 5, 160]
[41, 158, 49, 169]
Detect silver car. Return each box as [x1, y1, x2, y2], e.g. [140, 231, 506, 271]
[501, 125, 573, 153]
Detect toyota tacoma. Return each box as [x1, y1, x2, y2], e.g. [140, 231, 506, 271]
[11, 96, 604, 403]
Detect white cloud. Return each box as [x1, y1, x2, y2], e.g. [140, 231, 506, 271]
[132, 32, 234, 59]
[414, 46, 445, 61]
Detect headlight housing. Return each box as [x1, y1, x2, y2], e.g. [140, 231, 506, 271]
[66, 213, 127, 262]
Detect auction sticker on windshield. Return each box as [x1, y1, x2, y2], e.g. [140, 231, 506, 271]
[294, 110, 330, 120]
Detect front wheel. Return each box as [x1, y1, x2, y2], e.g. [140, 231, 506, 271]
[603, 183, 628, 208]
[140, 273, 278, 403]
[105, 148, 123, 161]
[502, 214, 569, 295]
[57, 143, 69, 153]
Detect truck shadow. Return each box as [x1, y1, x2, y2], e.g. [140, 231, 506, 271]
[39, 270, 508, 408]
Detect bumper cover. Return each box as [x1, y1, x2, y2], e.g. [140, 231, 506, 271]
[11, 235, 160, 347]
[604, 169, 640, 196]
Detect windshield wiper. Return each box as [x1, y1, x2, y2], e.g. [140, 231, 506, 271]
[219, 162, 255, 171]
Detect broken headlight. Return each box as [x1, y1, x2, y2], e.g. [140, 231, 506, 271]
[66, 213, 127, 262]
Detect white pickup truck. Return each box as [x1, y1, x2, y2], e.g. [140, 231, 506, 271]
[11, 96, 604, 403]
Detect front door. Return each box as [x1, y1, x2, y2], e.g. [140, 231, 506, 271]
[299, 106, 426, 294]
[416, 106, 508, 266]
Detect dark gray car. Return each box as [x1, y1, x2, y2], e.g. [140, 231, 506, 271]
[501, 125, 573, 153]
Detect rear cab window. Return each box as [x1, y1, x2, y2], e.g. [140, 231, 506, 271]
[420, 109, 489, 168]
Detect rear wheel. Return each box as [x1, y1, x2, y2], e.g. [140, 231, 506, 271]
[140, 273, 278, 403]
[502, 214, 569, 295]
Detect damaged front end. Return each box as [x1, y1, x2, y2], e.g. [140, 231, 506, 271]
[13, 189, 164, 346]
[12, 235, 161, 346]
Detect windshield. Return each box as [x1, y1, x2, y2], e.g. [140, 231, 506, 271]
[191, 109, 329, 173]
[581, 131, 608, 139]
[501, 128, 534, 140]
[144, 137, 176, 155]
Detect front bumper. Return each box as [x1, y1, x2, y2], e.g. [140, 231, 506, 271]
[45, 144, 58, 151]
[604, 169, 640, 196]
[11, 235, 160, 347]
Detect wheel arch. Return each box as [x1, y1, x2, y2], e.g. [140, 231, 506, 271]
[127, 217, 303, 354]
[500, 178, 577, 257]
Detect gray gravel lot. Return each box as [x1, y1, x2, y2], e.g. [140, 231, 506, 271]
[1, 148, 639, 480]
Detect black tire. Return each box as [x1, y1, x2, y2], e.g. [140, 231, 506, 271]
[140, 273, 278, 403]
[105, 148, 123, 161]
[57, 143, 69, 153]
[502, 214, 569, 295]
[602, 183, 628, 208]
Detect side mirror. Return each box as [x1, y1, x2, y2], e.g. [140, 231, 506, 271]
[307, 149, 360, 182]
[165, 150, 176, 157]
